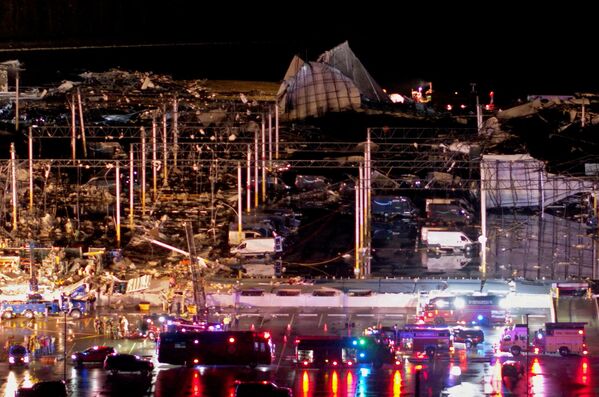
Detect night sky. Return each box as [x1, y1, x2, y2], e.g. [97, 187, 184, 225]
[0, 1, 597, 103]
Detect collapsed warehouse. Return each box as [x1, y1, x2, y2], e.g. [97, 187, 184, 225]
[1, 44, 599, 309]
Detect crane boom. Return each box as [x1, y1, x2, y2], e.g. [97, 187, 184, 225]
[184, 222, 207, 321]
[145, 228, 208, 321]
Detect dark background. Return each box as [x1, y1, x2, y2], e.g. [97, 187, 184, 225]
[0, 1, 597, 102]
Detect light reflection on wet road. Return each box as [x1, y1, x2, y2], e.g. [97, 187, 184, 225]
[1, 312, 599, 396]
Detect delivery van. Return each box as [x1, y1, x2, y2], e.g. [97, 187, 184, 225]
[421, 227, 478, 252]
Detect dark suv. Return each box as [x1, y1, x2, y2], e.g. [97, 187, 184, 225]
[452, 328, 484, 348]
[104, 353, 154, 376]
[16, 380, 67, 397]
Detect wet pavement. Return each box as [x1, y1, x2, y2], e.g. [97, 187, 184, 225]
[0, 307, 598, 396]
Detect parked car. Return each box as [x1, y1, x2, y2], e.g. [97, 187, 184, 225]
[294, 175, 329, 191]
[234, 381, 292, 397]
[15, 380, 67, 397]
[72, 346, 116, 367]
[104, 353, 153, 376]
[452, 328, 484, 348]
[8, 345, 30, 369]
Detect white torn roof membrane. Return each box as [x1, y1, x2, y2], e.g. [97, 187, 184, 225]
[277, 41, 389, 120]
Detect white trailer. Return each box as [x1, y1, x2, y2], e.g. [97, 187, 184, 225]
[230, 237, 282, 259]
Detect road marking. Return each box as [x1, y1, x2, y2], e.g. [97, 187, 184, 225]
[129, 342, 137, 354]
[298, 314, 317, 317]
[328, 314, 347, 317]
[356, 314, 374, 317]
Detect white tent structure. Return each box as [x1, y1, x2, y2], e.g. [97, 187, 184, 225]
[481, 154, 594, 208]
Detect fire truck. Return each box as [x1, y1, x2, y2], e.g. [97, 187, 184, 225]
[420, 294, 508, 326]
[395, 325, 453, 360]
[499, 322, 588, 357]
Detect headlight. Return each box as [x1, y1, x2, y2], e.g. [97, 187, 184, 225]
[24, 356, 29, 363]
[450, 365, 461, 377]
[9, 356, 15, 363]
[454, 298, 465, 309]
[71, 354, 77, 360]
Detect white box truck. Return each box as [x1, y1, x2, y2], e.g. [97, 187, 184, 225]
[228, 230, 263, 246]
[421, 227, 478, 252]
[230, 237, 282, 259]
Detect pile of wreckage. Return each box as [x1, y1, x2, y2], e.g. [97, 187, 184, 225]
[1, 42, 599, 309]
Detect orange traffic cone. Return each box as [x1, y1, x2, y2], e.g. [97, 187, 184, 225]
[324, 323, 328, 333]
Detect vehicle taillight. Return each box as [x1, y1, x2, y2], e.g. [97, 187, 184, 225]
[395, 360, 401, 366]
[583, 350, 588, 355]
[302, 360, 309, 366]
[534, 347, 539, 355]
[579, 330, 584, 335]
[228, 337, 235, 343]
[332, 361, 338, 366]
[347, 361, 353, 366]
[263, 332, 271, 339]
[193, 358, 199, 364]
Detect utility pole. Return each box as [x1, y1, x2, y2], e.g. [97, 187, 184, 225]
[115, 162, 121, 248]
[15, 65, 19, 131]
[141, 126, 147, 217]
[63, 308, 68, 381]
[129, 147, 134, 229]
[480, 159, 487, 278]
[10, 142, 17, 232]
[28, 127, 33, 212]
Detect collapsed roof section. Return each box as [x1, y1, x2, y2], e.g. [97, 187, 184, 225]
[277, 41, 389, 120]
[278, 61, 361, 120]
[317, 41, 389, 104]
[481, 154, 594, 208]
